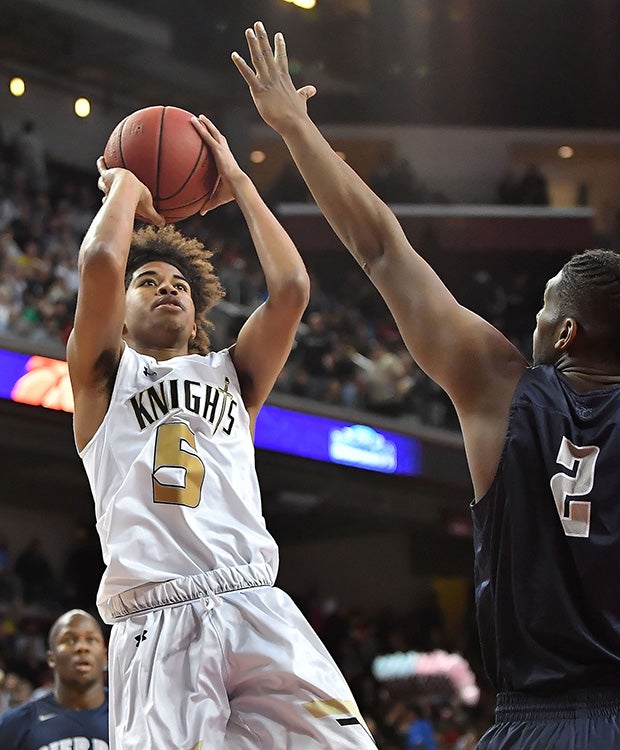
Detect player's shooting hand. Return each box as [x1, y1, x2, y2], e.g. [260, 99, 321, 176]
[190, 115, 242, 214]
[96, 157, 164, 226]
[96, 157, 165, 226]
[232, 21, 316, 135]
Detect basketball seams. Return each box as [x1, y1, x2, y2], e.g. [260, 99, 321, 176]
[155, 106, 167, 206]
[117, 116, 128, 169]
[158, 141, 208, 202]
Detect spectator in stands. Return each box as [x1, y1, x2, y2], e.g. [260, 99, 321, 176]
[61, 524, 104, 615]
[370, 151, 424, 204]
[0, 609, 108, 748]
[267, 163, 312, 204]
[497, 163, 549, 206]
[293, 310, 334, 399]
[519, 163, 549, 206]
[11, 121, 48, 197]
[13, 539, 55, 607]
[0, 225, 21, 263]
[384, 700, 437, 750]
[496, 166, 523, 205]
[361, 339, 412, 416]
[0, 671, 32, 716]
[323, 335, 362, 407]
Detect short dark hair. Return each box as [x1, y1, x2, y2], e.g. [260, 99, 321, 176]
[48, 609, 101, 649]
[557, 248, 620, 358]
[125, 225, 225, 354]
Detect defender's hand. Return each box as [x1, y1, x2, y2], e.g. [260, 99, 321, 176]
[232, 21, 316, 135]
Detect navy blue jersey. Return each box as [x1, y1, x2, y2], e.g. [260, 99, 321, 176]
[472, 365, 620, 694]
[0, 690, 109, 750]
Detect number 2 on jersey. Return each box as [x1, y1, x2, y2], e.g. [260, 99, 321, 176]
[550, 436, 599, 538]
[152, 422, 206, 507]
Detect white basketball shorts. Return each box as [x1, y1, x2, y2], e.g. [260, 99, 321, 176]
[106, 565, 377, 749]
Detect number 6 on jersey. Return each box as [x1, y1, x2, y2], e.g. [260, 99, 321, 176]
[152, 422, 206, 507]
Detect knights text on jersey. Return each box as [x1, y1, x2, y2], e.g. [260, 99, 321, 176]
[0, 691, 109, 750]
[78, 345, 278, 618]
[472, 365, 620, 693]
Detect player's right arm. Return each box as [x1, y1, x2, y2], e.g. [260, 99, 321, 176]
[235, 23, 528, 496]
[67, 161, 163, 450]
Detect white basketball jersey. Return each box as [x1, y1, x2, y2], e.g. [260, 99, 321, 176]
[79, 344, 279, 619]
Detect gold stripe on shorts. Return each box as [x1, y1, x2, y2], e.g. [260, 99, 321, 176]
[302, 698, 359, 719]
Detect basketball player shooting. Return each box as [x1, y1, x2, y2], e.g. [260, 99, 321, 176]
[234, 21, 620, 749]
[67, 116, 377, 749]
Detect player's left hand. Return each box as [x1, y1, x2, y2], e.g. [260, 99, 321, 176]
[96, 156, 165, 226]
[190, 115, 242, 214]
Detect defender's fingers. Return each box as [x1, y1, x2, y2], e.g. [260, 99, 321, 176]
[273, 31, 289, 73]
[245, 27, 270, 78]
[254, 21, 277, 70]
[232, 51, 257, 86]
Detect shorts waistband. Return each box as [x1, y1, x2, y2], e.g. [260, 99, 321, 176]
[496, 688, 620, 721]
[102, 562, 275, 621]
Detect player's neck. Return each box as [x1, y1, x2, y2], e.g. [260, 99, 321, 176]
[55, 683, 106, 711]
[557, 363, 620, 391]
[135, 344, 190, 361]
[124, 335, 190, 361]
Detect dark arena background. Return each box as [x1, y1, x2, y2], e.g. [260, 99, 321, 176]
[0, 1, 619, 745]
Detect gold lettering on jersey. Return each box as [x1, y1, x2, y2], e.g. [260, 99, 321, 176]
[129, 377, 237, 434]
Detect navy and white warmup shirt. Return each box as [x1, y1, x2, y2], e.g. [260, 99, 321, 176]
[0, 690, 109, 750]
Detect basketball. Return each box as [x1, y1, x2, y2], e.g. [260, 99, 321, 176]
[103, 105, 220, 223]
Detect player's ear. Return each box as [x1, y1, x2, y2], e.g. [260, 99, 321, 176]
[47, 649, 55, 670]
[555, 317, 577, 351]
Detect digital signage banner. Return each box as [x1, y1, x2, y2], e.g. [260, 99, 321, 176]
[0, 349, 421, 476]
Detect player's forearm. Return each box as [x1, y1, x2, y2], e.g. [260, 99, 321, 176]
[78, 174, 142, 275]
[278, 113, 404, 271]
[230, 172, 310, 301]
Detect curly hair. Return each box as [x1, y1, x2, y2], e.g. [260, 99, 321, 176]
[556, 248, 620, 359]
[125, 224, 224, 354]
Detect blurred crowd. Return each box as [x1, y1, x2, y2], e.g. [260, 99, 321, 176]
[0, 120, 556, 434]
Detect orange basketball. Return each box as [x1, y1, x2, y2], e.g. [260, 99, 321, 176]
[103, 105, 220, 223]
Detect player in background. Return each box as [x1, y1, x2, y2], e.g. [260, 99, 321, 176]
[0, 609, 108, 750]
[233, 21, 620, 749]
[67, 116, 376, 749]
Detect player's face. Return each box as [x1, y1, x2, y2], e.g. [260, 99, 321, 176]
[532, 271, 562, 365]
[48, 614, 107, 689]
[125, 261, 197, 350]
